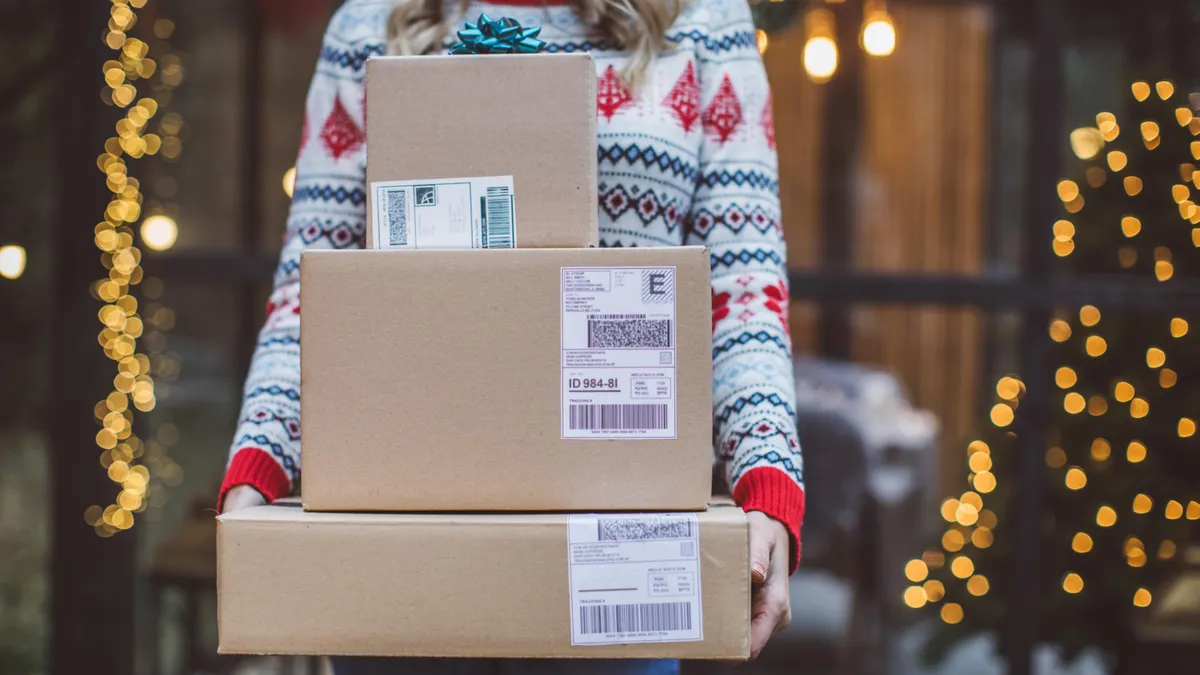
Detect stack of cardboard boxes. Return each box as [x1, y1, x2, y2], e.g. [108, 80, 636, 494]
[217, 54, 751, 661]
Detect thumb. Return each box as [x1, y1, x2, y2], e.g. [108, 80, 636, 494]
[749, 526, 772, 584]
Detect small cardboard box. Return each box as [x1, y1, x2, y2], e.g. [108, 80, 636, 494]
[299, 247, 713, 512]
[366, 54, 598, 249]
[217, 501, 750, 659]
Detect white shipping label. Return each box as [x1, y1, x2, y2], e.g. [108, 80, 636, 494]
[568, 513, 703, 646]
[560, 267, 677, 440]
[370, 175, 516, 249]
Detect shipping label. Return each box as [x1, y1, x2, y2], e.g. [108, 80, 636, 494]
[568, 513, 703, 646]
[370, 175, 516, 249]
[560, 267, 677, 440]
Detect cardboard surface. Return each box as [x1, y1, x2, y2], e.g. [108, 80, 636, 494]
[366, 54, 598, 249]
[217, 501, 749, 659]
[300, 247, 714, 512]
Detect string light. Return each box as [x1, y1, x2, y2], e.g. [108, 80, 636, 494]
[950, 555, 974, 579]
[1079, 305, 1101, 326]
[1091, 438, 1111, 461]
[1070, 128, 1105, 160]
[1063, 573, 1084, 594]
[0, 244, 26, 280]
[942, 529, 965, 552]
[1124, 176, 1144, 196]
[1064, 392, 1085, 414]
[84, 0, 187, 536]
[990, 403, 1014, 427]
[1065, 467, 1087, 490]
[1147, 347, 1166, 368]
[1055, 367, 1077, 388]
[1166, 500, 1184, 520]
[1086, 335, 1107, 356]
[140, 214, 177, 251]
[1072, 532, 1093, 553]
[859, 0, 896, 57]
[1160, 369, 1178, 388]
[1130, 397, 1150, 418]
[905, 559, 929, 582]
[1113, 381, 1134, 402]
[904, 586, 928, 608]
[924, 580, 945, 602]
[1133, 588, 1152, 607]
[1132, 82, 1151, 101]
[1086, 166, 1107, 187]
[1127, 441, 1147, 463]
[1121, 216, 1141, 237]
[1179, 418, 1197, 438]
[1050, 318, 1072, 342]
[971, 527, 994, 548]
[973, 471, 996, 493]
[1170, 318, 1188, 337]
[1046, 446, 1068, 467]
[1159, 540, 1177, 559]
[1156, 80, 1175, 99]
[1096, 506, 1117, 527]
[1133, 494, 1153, 514]
[1107, 150, 1128, 171]
[802, 9, 838, 83]
[966, 575, 989, 596]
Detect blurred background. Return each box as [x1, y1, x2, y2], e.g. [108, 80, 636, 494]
[4, 0, 1200, 674]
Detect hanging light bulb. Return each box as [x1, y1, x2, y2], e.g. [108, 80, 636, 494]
[803, 8, 838, 84]
[860, 0, 896, 57]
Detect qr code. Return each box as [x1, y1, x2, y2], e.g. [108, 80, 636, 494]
[415, 185, 436, 206]
[641, 269, 675, 304]
[588, 319, 671, 349]
[598, 517, 696, 541]
[385, 189, 408, 246]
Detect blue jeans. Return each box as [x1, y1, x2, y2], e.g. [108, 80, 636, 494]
[331, 658, 680, 675]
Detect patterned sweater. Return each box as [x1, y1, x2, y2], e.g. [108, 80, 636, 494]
[220, 0, 806, 569]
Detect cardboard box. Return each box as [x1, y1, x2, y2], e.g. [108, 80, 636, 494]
[366, 54, 598, 249]
[300, 247, 713, 512]
[217, 501, 749, 659]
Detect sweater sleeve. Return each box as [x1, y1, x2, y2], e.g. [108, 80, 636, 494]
[685, 0, 805, 571]
[219, 2, 385, 512]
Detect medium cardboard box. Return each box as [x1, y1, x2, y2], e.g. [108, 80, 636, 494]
[217, 501, 749, 659]
[366, 54, 598, 249]
[300, 247, 713, 512]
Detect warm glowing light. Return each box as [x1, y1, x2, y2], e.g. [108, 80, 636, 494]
[1161, 369, 1178, 388]
[1072, 532, 1093, 553]
[1187, 501, 1200, 520]
[968, 440, 990, 456]
[1178, 108, 1194, 126]
[1057, 180, 1080, 202]
[1107, 150, 1128, 171]
[974, 471, 996, 494]
[950, 556, 974, 579]
[1114, 381, 1135, 402]
[990, 404, 1014, 427]
[1070, 127, 1105, 160]
[1046, 446, 1068, 467]
[1063, 573, 1084, 594]
[1171, 318, 1188, 337]
[1127, 441, 1147, 463]
[969, 452, 992, 473]
[903, 586, 927, 608]
[1064, 195, 1084, 213]
[1053, 239, 1075, 256]
[905, 559, 929, 582]
[941, 603, 963, 624]
[1091, 438, 1111, 461]
[1079, 305, 1100, 326]
[1064, 393, 1086, 414]
[1147, 348, 1166, 368]
[860, 11, 896, 57]
[941, 498, 960, 523]
[1119, 246, 1138, 267]
[942, 529, 965, 552]
[1160, 541, 1177, 559]
[140, 215, 178, 251]
[955, 502, 980, 527]
[1065, 467, 1087, 490]
[924, 580, 945, 602]
[802, 9, 838, 83]
[972, 527, 994, 548]
[1132, 82, 1151, 101]
[1180, 418, 1197, 438]
[1166, 500, 1184, 520]
[1121, 216, 1141, 237]
[1056, 367, 1077, 388]
[1133, 494, 1153, 514]
[1173, 184, 1191, 203]
[1125, 176, 1144, 196]
[1130, 397, 1149, 418]
[966, 575, 989, 596]
[1050, 319, 1072, 342]
[996, 376, 1022, 399]
[1096, 506, 1117, 527]
[1157, 260, 1175, 281]
[1156, 81, 1175, 99]
[1086, 335, 1107, 356]
[1086, 167, 1106, 188]
[283, 166, 297, 198]
[960, 491, 983, 510]
[1141, 121, 1160, 142]
[1134, 588, 1152, 607]
[0, 244, 27, 280]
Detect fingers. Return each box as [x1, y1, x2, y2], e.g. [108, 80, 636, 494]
[748, 520, 774, 584]
[749, 573, 790, 660]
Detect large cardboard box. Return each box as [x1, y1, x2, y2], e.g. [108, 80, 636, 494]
[217, 501, 749, 659]
[366, 54, 598, 249]
[300, 246, 713, 512]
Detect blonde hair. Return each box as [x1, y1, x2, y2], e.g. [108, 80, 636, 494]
[386, 0, 682, 87]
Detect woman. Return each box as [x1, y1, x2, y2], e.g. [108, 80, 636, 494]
[219, 0, 804, 671]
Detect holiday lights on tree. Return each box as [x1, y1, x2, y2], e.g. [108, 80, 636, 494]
[910, 79, 1200, 668]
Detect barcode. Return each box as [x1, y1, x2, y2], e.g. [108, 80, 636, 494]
[588, 319, 672, 349]
[598, 517, 696, 541]
[578, 602, 692, 635]
[483, 186, 513, 248]
[385, 189, 408, 246]
[569, 404, 669, 430]
[588, 314, 647, 320]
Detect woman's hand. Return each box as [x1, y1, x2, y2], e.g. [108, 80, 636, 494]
[222, 485, 267, 513]
[748, 510, 792, 660]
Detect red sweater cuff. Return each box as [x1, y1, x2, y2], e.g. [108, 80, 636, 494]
[218, 447, 291, 513]
[733, 466, 806, 574]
